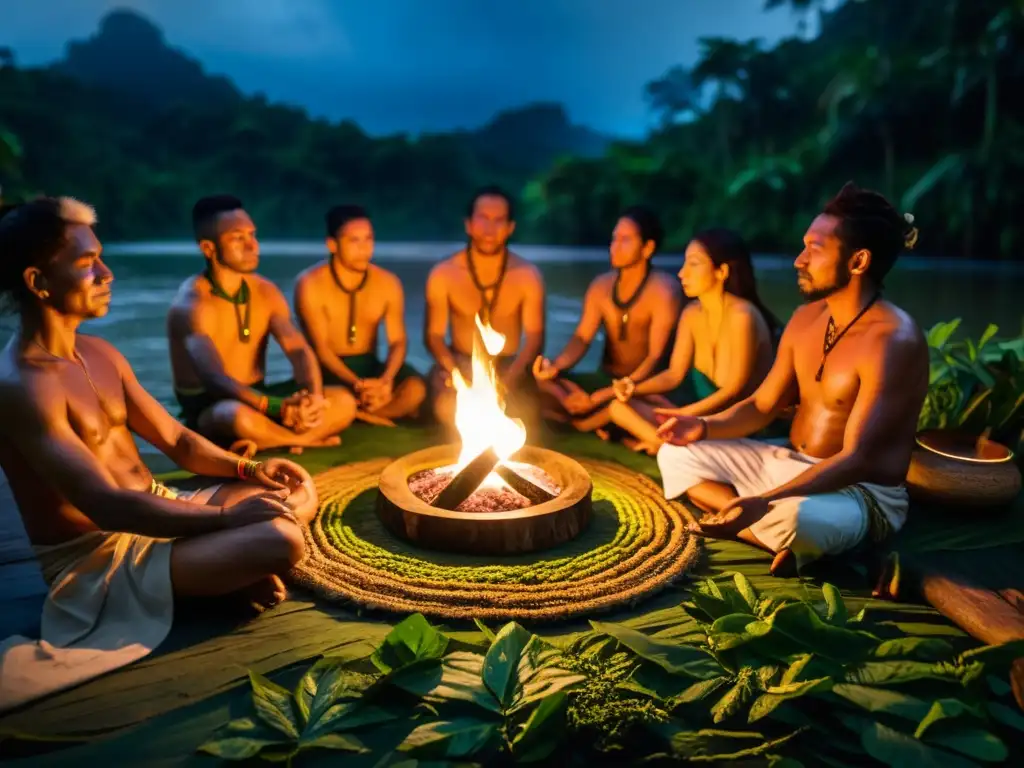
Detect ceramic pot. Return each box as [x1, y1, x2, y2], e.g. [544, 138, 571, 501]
[906, 430, 1022, 507]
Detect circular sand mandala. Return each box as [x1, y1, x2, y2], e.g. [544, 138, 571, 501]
[291, 456, 701, 622]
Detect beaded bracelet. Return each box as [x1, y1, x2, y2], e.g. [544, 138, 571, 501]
[236, 458, 263, 480]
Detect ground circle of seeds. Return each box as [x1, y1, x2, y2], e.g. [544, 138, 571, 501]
[291, 457, 701, 621]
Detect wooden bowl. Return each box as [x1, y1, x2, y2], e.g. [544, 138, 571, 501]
[376, 444, 592, 555]
[905, 430, 1022, 507]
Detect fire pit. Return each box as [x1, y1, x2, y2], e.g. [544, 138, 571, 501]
[376, 314, 593, 554]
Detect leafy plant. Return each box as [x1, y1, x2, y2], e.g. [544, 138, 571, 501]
[918, 318, 1024, 446]
[198, 576, 1024, 767]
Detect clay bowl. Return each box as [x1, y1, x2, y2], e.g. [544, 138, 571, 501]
[905, 430, 1022, 507]
[376, 444, 592, 555]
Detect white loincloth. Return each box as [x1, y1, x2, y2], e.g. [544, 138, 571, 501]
[0, 481, 219, 713]
[657, 438, 907, 565]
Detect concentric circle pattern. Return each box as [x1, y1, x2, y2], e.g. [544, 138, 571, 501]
[291, 456, 701, 621]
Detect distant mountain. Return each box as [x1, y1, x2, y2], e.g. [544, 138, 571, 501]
[51, 9, 608, 161]
[469, 103, 610, 173]
[53, 10, 241, 110]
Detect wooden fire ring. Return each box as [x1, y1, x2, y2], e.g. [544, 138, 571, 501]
[376, 444, 592, 555]
[906, 429, 1022, 507]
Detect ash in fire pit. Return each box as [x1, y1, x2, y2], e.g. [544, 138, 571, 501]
[409, 461, 561, 513]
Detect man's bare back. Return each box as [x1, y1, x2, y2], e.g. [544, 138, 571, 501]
[0, 335, 153, 544]
[784, 299, 927, 484]
[294, 262, 398, 358]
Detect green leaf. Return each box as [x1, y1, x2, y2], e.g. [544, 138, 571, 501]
[987, 701, 1024, 733]
[708, 613, 772, 651]
[300, 661, 379, 737]
[511, 691, 569, 763]
[590, 621, 722, 679]
[473, 619, 496, 643]
[198, 736, 288, 760]
[781, 654, 814, 685]
[959, 638, 1024, 668]
[914, 698, 981, 738]
[508, 636, 585, 714]
[670, 676, 731, 706]
[753, 602, 881, 663]
[400, 718, 500, 760]
[249, 671, 301, 739]
[301, 733, 370, 753]
[670, 726, 805, 761]
[927, 727, 1007, 762]
[372, 613, 451, 673]
[305, 703, 397, 741]
[390, 653, 501, 713]
[854, 718, 977, 768]
[844, 660, 967, 687]
[710, 678, 749, 723]
[821, 583, 847, 625]
[830, 684, 931, 721]
[872, 638, 956, 661]
[733, 573, 759, 611]
[925, 319, 962, 350]
[482, 622, 532, 710]
[978, 324, 999, 350]
[748, 678, 832, 722]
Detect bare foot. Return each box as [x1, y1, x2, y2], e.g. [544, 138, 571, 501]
[596, 428, 611, 442]
[691, 506, 756, 539]
[242, 574, 288, 612]
[355, 410, 397, 427]
[770, 549, 797, 577]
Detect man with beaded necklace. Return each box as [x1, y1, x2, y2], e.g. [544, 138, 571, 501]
[168, 195, 357, 452]
[533, 206, 681, 434]
[424, 186, 546, 430]
[0, 196, 318, 710]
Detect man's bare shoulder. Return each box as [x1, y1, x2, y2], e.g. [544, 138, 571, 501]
[168, 274, 204, 312]
[250, 272, 287, 303]
[507, 253, 544, 286]
[0, 345, 64, 425]
[587, 270, 616, 294]
[649, 270, 682, 298]
[295, 261, 330, 288]
[427, 254, 463, 283]
[784, 301, 828, 331]
[371, 263, 403, 290]
[869, 302, 926, 351]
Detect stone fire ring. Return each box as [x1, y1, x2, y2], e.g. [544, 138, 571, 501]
[290, 455, 703, 622]
[376, 444, 592, 555]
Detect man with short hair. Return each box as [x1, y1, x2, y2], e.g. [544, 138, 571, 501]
[168, 195, 356, 452]
[533, 206, 681, 430]
[0, 197, 317, 710]
[294, 204, 426, 424]
[424, 186, 546, 428]
[656, 182, 928, 574]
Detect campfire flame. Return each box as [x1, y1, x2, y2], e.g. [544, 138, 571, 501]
[451, 315, 527, 482]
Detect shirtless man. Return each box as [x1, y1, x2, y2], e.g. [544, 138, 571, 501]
[168, 195, 356, 452]
[424, 186, 545, 428]
[533, 206, 681, 432]
[0, 198, 318, 709]
[656, 182, 927, 574]
[294, 204, 426, 424]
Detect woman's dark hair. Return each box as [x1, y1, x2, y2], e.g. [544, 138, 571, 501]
[822, 181, 918, 286]
[0, 196, 96, 314]
[691, 227, 780, 336]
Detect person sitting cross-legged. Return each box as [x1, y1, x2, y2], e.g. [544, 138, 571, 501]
[168, 195, 357, 453]
[656, 183, 927, 575]
[0, 196, 321, 712]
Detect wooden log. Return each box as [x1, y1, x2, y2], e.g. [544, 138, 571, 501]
[433, 446, 500, 511]
[495, 464, 557, 506]
[919, 568, 1024, 710]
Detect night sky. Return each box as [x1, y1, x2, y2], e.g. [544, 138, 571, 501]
[4, 0, 812, 137]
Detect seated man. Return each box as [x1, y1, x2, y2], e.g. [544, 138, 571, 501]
[656, 182, 927, 574]
[168, 195, 356, 452]
[294, 204, 426, 425]
[424, 186, 545, 429]
[533, 206, 680, 432]
[0, 197, 318, 711]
